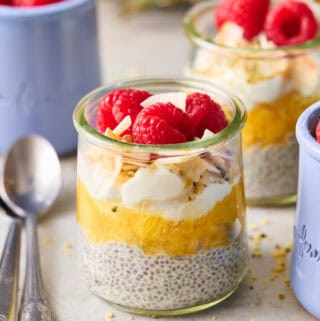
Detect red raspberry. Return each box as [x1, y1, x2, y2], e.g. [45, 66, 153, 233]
[316, 119, 320, 143]
[264, 1, 318, 46]
[214, 0, 234, 29]
[96, 99, 118, 133]
[214, 0, 270, 40]
[132, 102, 192, 144]
[0, 0, 11, 5]
[96, 88, 151, 135]
[186, 93, 227, 138]
[13, 0, 59, 6]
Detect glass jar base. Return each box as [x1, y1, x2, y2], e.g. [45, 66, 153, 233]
[247, 194, 297, 207]
[93, 285, 241, 317]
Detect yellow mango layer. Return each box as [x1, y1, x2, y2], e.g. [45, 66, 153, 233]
[77, 180, 245, 256]
[243, 91, 320, 148]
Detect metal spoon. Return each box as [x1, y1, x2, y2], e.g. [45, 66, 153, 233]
[0, 197, 22, 321]
[2, 135, 61, 321]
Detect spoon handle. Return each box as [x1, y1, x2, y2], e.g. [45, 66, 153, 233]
[0, 219, 21, 321]
[19, 216, 53, 321]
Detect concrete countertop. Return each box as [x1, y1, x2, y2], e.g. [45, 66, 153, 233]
[0, 1, 317, 321]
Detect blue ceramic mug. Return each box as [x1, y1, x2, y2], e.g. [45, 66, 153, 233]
[0, 0, 101, 155]
[291, 101, 320, 319]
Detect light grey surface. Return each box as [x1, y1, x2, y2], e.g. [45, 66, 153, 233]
[0, 1, 317, 321]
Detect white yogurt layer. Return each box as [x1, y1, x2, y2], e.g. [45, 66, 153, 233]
[78, 151, 122, 201]
[79, 150, 234, 222]
[189, 22, 320, 110]
[147, 179, 232, 221]
[121, 167, 186, 207]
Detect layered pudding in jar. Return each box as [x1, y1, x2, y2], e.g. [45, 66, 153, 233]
[184, 0, 320, 205]
[73, 79, 248, 316]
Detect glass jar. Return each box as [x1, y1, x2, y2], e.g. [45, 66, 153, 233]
[184, 0, 320, 205]
[73, 78, 248, 316]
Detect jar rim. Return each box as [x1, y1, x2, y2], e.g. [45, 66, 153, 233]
[73, 77, 246, 153]
[184, 0, 320, 58]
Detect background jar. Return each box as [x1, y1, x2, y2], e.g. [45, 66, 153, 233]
[291, 101, 320, 319]
[73, 78, 248, 316]
[0, 0, 100, 155]
[184, 0, 320, 205]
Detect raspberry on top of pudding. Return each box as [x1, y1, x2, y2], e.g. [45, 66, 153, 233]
[215, 0, 318, 46]
[96, 88, 228, 145]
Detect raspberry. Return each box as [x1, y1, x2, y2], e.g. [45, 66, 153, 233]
[0, 0, 11, 5]
[186, 93, 227, 138]
[264, 1, 318, 46]
[96, 88, 151, 135]
[316, 119, 320, 143]
[214, 0, 234, 29]
[13, 0, 59, 6]
[214, 0, 270, 40]
[132, 102, 192, 144]
[96, 99, 118, 133]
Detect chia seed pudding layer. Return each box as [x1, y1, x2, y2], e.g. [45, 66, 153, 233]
[243, 134, 298, 201]
[80, 230, 248, 310]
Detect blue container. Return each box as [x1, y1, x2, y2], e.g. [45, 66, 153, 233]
[292, 101, 320, 319]
[0, 0, 101, 155]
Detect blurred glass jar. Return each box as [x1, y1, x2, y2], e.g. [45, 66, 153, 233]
[121, 0, 199, 12]
[73, 78, 248, 316]
[184, 0, 320, 205]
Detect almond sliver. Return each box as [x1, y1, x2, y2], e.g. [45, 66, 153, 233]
[113, 115, 132, 136]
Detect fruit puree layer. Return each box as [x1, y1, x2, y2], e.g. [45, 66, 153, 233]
[243, 91, 320, 148]
[77, 179, 245, 256]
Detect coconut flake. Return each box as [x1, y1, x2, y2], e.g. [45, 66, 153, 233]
[141, 92, 187, 111]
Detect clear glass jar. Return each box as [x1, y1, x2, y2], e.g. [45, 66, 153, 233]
[73, 78, 248, 316]
[184, 0, 320, 205]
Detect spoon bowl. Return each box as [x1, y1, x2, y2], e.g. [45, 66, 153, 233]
[3, 135, 61, 217]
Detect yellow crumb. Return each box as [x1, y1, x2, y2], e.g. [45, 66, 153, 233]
[251, 319, 259, 321]
[273, 248, 287, 258]
[250, 275, 258, 281]
[278, 293, 285, 300]
[105, 312, 113, 319]
[254, 251, 262, 257]
[272, 266, 285, 273]
[249, 224, 258, 231]
[261, 218, 270, 225]
[285, 242, 293, 252]
[211, 316, 217, 321]
[43, 238, 52, 245]
[284, 277, 290, 284]
[269, 274, 278, 281]
[63, 242, 72, 249]
[105, 128, 121, 140]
